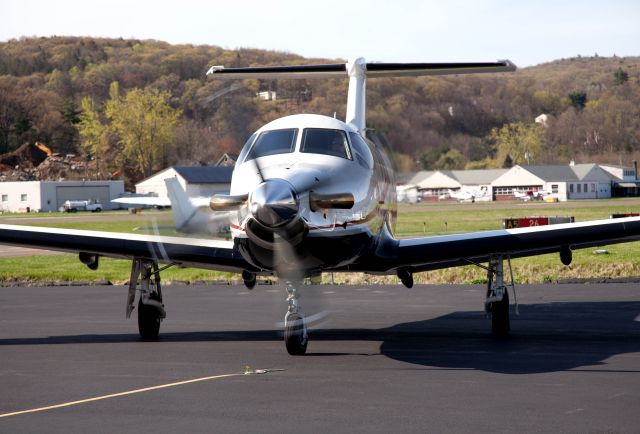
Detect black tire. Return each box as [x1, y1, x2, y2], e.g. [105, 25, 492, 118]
[491, 291, 510, 337]
[138, 293, 162, 340]
[284, 313, 307, 355]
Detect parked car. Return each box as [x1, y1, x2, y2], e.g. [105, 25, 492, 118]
[63, 200, 102, 212]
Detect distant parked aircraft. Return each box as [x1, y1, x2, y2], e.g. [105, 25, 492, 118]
[112, 178, 228, 235]
[514, 189, 548, 201]
[446, 187, 488, 202]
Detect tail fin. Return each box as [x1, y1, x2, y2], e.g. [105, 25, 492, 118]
[165, 177, 196, 231]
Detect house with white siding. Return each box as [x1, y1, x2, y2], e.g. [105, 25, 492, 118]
[135, 166, 233, 199]
[491, 164, 613, 201]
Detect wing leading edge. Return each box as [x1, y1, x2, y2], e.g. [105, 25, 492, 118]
[0, 224, 256, 273]
[357, 217, 640, 273]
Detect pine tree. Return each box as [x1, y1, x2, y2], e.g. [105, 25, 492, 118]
[613, 67, 629, 86]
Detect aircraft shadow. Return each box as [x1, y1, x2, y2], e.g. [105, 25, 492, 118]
[1, 301, 638, 374]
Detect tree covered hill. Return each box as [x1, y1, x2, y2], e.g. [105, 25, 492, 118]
[1, 36, 639, 183]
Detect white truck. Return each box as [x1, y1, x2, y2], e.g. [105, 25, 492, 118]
[63, 199, 103, 212]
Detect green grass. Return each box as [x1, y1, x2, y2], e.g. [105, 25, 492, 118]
[0, 255, 235, 284]
[0, 210, 158, 219]
[2, 199, 640, 284]
[396, 200, 640, 237]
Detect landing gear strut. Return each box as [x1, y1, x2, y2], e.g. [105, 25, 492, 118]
[284, 280, 308, 355]
[126, 259, 168, 340]
[485, 255, 513, 337]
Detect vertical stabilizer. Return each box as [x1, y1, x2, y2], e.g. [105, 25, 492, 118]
[345, 58, 367, 133]
[165, 177, 196, 231]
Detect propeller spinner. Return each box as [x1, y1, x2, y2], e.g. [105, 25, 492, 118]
[250, 179, 299, 228]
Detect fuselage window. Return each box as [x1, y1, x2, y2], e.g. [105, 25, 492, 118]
[300, 128, 352, 160]
[245, 129, 297, 162]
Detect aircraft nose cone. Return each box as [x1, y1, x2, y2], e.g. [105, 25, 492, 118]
[250, 179, 299, 228]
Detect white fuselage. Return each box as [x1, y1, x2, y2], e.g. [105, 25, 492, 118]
[227, 114, 396, 271]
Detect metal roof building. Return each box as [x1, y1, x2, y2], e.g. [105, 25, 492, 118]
[407, 169, 508, 201]
[135, 166, 233, 198]
[403, 164, 628, 202]
[0, 180, 124, 213]
[491, 164, 615, 201]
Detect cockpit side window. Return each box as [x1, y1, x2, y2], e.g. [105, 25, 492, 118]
[300, 128, 352, 160]
[236, 133, 257, 166]
[244, 129, 297, 162]
[348, 132, 374, 169]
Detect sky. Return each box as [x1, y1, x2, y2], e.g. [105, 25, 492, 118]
[1, 0, 638, 67]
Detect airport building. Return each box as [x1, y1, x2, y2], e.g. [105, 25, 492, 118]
[401, 163, 635, 202]
[0, 180, 124, 213]
[135, 166, 233, 199]
[408, 169, 508, 202]
[491, 164, 615, 201]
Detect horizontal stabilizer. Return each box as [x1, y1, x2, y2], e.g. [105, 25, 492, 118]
[365, 60, 516, 77]
[207, 60, 515, 79]
[111, 196, 171, 207]
[207, 63, 347, 79]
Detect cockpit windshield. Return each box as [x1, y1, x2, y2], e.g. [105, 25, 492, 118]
[244, 128, 297, 162]
[300, 128, 352, 160]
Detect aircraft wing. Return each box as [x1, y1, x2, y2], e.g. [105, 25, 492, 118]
[0, 224, 257, 273]
[111, 196, 172, 207]
[359, 217, 640, 273]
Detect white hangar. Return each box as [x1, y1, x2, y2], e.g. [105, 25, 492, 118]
[135, 166, 233, 198]
[0, 180, 125, 213]
[406, 169, 508, 201]
[491, 164, 614, 201]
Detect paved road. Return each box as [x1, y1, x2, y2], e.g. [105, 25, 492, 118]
[1, 283, 639, 433]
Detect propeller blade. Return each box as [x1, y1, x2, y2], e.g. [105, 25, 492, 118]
[209, 193, 248, 211]
[252, 157, 265, 183]
[273, 234, 330, 327]
[273, 234, 304, 282]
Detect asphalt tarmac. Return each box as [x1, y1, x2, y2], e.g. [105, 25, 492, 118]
[1, 283, 639, 433]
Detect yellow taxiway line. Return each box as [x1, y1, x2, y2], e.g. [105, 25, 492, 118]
[0, 368, 276, 419]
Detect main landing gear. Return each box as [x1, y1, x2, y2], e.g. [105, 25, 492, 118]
[484, 255, 515, 337]
[126, 259, 168, 340]
[283, 280, 308, 355]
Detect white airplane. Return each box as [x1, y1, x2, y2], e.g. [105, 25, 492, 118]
[513, 189, 548, 201]
[447, 188, 488, 202]
[112, 178, 229, 235]
[2, 57, 640, 355]
[112, 195, 172, 209]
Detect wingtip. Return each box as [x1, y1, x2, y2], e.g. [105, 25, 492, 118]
[206, 65, 225, 75]
[499, 59, 517, 71]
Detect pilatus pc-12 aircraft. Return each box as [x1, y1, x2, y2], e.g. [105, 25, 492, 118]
[2, 58, 640, 355]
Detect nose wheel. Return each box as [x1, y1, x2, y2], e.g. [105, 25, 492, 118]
[284, 281, 308, 355]
[284, 313, 308, 355]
